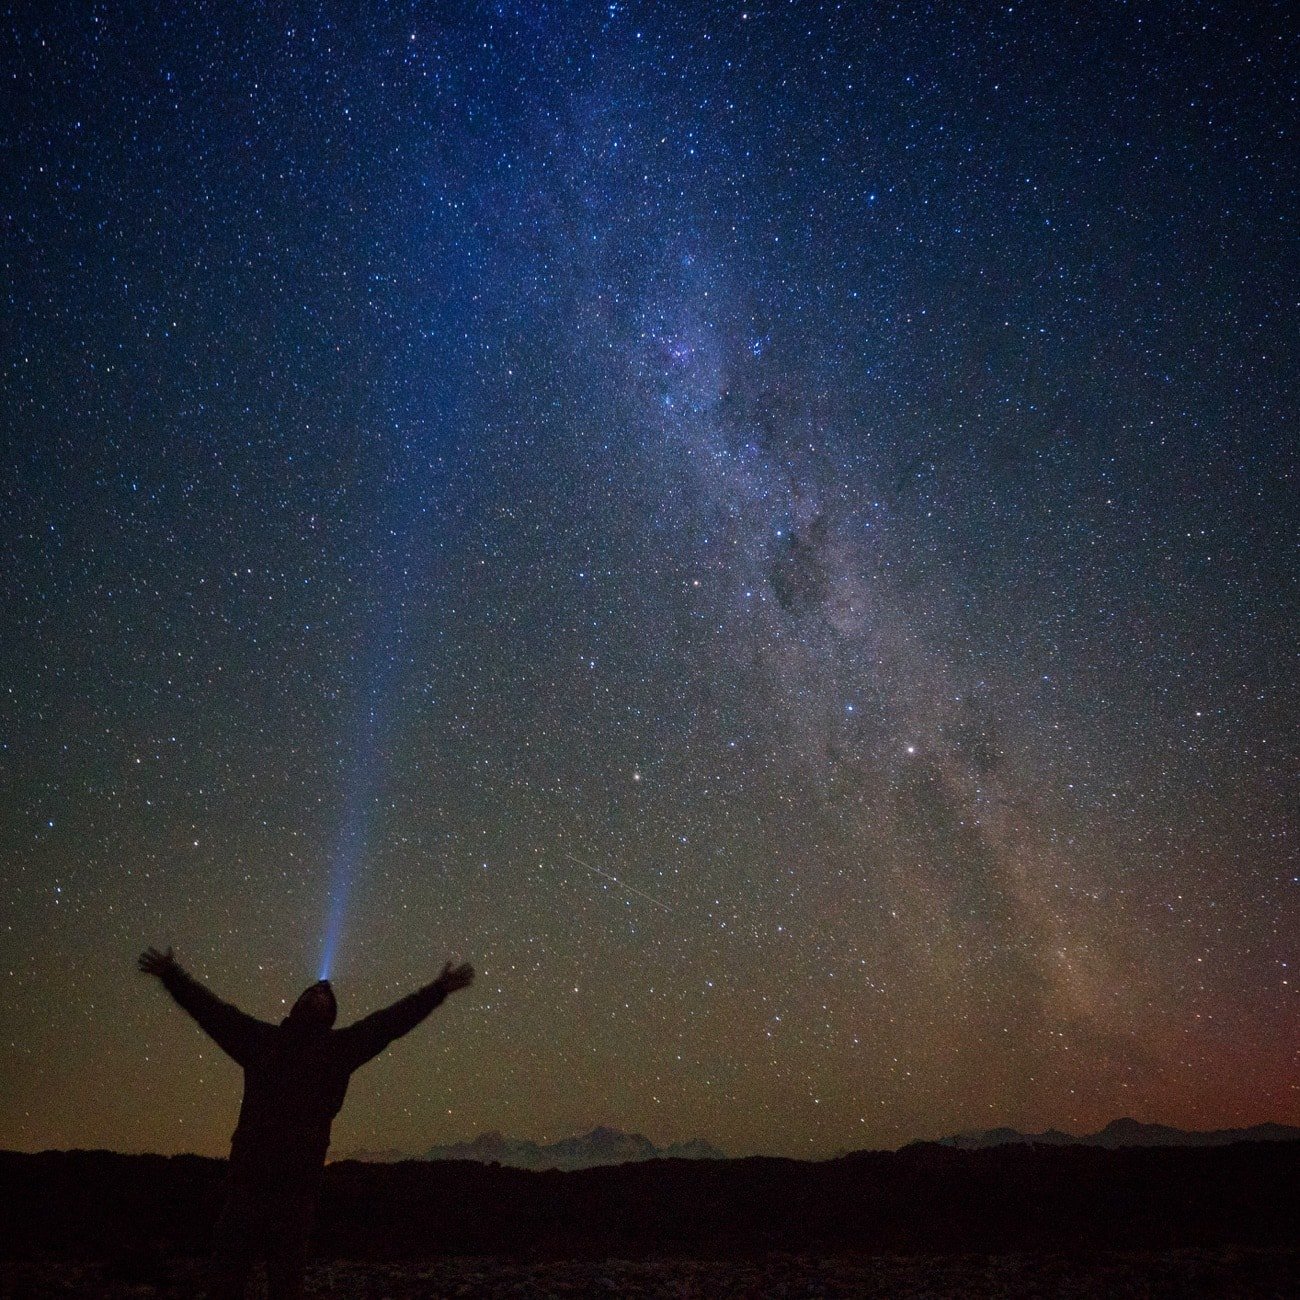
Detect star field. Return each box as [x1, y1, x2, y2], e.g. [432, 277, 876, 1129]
[2, 1, 1295, 1159]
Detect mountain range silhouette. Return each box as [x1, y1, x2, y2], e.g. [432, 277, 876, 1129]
[931, 1118, 1300, 1150]
[345, 1125, 726, 1170]
[345, 1118, 1300, 1169]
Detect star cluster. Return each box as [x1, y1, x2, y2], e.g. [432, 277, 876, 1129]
[2, 1, 1295, 1159]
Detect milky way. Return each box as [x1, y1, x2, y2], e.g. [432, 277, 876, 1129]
[2, 2, 1295, 1159]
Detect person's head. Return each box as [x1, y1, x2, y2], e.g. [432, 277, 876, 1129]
[286, 979, 337, 1029]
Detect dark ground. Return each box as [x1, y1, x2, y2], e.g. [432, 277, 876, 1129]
[2, 1249, 1298, 1298]
[1, 1144, 1296, 1296]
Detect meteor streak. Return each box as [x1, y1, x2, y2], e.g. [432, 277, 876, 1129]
[566, 853, 674, 914]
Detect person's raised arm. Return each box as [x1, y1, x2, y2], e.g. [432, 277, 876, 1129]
[138, 946, 268, 1068]
[336, 960, 474, 1071]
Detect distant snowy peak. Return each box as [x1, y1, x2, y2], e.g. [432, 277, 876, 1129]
[345, 1127, 726, 1170]
[934, 1119, 1300, 1150]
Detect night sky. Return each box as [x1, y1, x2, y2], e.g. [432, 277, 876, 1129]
[3, 2, 1296, 1161]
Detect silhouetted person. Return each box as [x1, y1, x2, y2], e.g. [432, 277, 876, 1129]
[138, 945, 474, 1300]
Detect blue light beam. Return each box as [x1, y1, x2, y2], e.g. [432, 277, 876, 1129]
[313, 330, 469, 979]
[318, 631, 399, 982]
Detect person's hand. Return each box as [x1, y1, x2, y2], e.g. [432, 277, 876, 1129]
[138, 946, 177, 978]
[434, 960, 474, 996]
